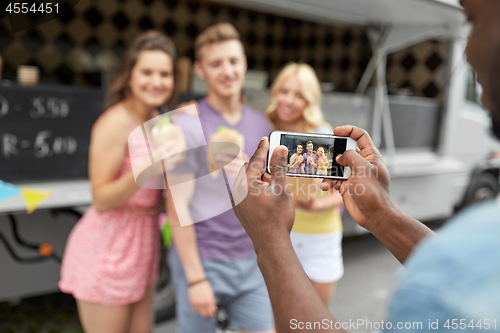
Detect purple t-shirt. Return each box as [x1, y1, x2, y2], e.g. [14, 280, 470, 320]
[302, 152, 317, 175]
[171, 99, 272, 261]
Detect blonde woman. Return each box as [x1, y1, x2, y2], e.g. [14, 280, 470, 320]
[316, 147, 329, 176]
[265, 63, 344, 306]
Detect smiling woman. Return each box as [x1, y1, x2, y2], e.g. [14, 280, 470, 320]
[58, 31, 182, 333]
[105, 31, 176, 111]
[264, 63, 344, 308]
[127, 50, 174, 108]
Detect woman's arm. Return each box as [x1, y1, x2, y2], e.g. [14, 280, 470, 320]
[320, 156, 329, 169]
[88, 110, 139, 212]
[316, 156, 324, 169]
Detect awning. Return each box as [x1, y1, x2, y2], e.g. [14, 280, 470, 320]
[213, 0, 466, 52]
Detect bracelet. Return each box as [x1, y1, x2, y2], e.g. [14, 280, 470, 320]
[188, 277, 207, 288]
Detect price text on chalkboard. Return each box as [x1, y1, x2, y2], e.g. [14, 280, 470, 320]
[0, 84, 104, 182]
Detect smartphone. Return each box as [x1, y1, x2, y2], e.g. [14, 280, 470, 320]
[267, 130, 357, 180]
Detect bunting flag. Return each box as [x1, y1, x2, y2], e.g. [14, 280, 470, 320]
[20, 187, 52, 214]
[0, 180, 21, 202]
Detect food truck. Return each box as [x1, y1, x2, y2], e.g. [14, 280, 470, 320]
[0, 0, 498, 322]
[219, 0, 500, 235]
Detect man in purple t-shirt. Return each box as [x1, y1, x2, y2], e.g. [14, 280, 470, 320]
[302, 141, 318, 175]
[166, 23, 275, 333]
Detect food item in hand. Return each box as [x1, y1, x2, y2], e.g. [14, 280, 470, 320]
[318, 157, 327, 169]
[151, 114, 186, 171]
[207, 127, 245, 174]
[151, 115, 182, 148]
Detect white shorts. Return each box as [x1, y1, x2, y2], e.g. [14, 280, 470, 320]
[317, 170, 328, 176]
[290, 231, 344, 283]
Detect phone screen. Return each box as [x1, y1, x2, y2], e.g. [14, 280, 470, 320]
[280, 134, 347, 177]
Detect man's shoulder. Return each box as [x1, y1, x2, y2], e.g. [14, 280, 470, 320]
[386, 200, 500, 327]
[171, 111, 208, 151]
[406, 200, 500, 275]
[172, 112, 201, 135]
[242, 103, 261, 115]
[315, 125, 333, 134]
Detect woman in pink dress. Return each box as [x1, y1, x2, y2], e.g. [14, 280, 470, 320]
[59, 32, 182, 333]
[288, 144, 305, 174]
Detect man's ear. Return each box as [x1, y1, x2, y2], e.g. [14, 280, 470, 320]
[193, 61, 205, 81]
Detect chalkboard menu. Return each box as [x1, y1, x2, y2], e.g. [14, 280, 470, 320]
[0, 84, 104, 182]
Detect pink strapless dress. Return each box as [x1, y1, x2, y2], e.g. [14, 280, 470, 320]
[59, 109, 163, 306]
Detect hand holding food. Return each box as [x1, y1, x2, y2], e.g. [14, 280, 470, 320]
[318, 158, 326, 168]
[208, 127, 246, 179]
[151, 115, 186, 171]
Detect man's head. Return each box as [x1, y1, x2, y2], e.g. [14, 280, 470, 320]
[194, 23, 247, 100]
[462, 0, 500, 139]
[306, 141, 314, 153]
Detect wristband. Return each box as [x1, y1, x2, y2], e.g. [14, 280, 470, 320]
[188, 277, 207, 288]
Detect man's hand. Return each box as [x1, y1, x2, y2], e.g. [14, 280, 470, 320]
[320, 125, 396, 232]
[230, 137, 345, 332]
[188, 281, 218, 318]
[322, 125, 433, 263]
[231, 137, 295, 250]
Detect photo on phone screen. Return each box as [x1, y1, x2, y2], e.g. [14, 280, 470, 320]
[280, 133, 347, 178]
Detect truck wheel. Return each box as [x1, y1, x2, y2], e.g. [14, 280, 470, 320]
[464, 172, 499, 207]
[154, 247, 176, 323]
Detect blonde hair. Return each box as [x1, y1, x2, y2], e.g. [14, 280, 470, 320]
[195, 23, 242, 61]
[265, 63, 331, 133]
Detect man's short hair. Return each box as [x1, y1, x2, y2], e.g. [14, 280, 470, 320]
[306, 141, 313, 146]
[195, 22, 243, 61]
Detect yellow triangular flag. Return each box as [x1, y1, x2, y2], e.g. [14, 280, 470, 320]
[20, 188, 52, 214]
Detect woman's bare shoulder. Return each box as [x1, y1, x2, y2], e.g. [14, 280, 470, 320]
[92, 105, 131, 144]
[97, 105, 131, 129]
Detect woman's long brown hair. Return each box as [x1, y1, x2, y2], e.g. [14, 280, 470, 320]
[104, 31, 176, 110]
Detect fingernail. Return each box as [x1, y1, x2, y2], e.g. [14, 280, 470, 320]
[261, 136, 268, 141]
[277, 146, 288, 157]
[336, 154, 342, 161]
